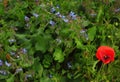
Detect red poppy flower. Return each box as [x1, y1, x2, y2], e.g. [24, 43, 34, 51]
[96, 46, 115, 64]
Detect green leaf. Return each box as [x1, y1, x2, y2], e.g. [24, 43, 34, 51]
[96, 6, 103, 22]
[42, 55, 53, 68]
[0, 4, 4, 15]
[82, 20, 90, 27]
[33, 58, 43, 78]
[88, 26, 96, 41]
[0, 74, 9, 80]
[10, 45, 17, 51]
[40, 77, 53, 82]
[74, 37, 84, 49]
[35, 36, 48, 53]
[6, 75, 14, 82]
[53, 48, 64, 63]
[19, 55, 34, 68]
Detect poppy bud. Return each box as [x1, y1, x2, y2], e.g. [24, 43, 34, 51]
[96, 46, 115, 64]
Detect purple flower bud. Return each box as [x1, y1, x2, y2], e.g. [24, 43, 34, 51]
[0, 60, 3, 66]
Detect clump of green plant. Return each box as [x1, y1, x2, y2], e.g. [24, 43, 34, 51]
[0, 0, 120, 82]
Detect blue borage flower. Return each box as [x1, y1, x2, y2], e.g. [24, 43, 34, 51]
[56, 5, 60, 9]
[49, 20, 56, 26]
[80, 29, 89, 40]
[50, 5, 60, 13]
[61, 15, 69, 23]
[48, 74, 53, 78]
[90, 13, 97, 17]
[24, 16, 30, 22]
[69, 11, 77, 20]
[8, 38, 16, 44]
[5, 61, 11, 67]
[0, 60, 3, 66]
[50, 7, 56, 13]
[22, 48, 27, 54]
[50, 6, 77, 23]
[114, 8, 120, 13]
[15, 68, 23, 74]
[25, 74, 32, 80]
[56, 38, 62, 44]
[67, 62, 72, 69]
[0, 70, 8, 75]
[18, 48, 28, 55]
[25, 23, 30, 27]
[63, 18, 69, 23]
[9, 51, 16, 56]
[55, 12, 62, 17]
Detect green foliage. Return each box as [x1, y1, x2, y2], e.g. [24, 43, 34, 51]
[88, 26, 96, 41]
[0, 0, 120, 82]
[53, 48, 65, 63]
[6, 75, 15, 82]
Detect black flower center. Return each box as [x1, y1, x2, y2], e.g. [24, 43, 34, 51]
[103, 55, 110, 60]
